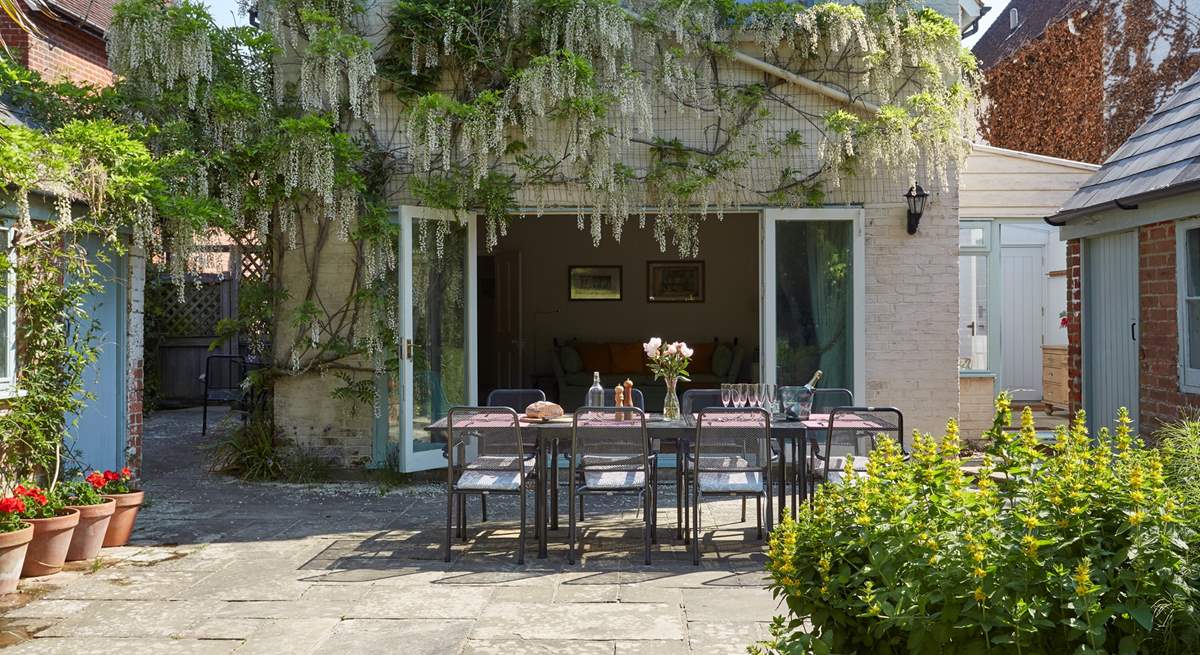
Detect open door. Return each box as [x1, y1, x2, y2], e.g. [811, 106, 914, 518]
[386, 206, 477, 472]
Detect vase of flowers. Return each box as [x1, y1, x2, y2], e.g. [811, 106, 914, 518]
[643, 338, 692, 421]
[0, 496, 32, 593]
[90, 469, 143, 547]
[60, 480, 116, 562]
[17, 484, 79, 577]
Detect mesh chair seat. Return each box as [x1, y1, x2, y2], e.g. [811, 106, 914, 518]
[698, 470, 763, 493]
[457, 457, 535, 491]
[580, 454, 649, 490]
[467, 454, 534, 470]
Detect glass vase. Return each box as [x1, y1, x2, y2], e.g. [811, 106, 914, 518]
[662, 375, 681, 421]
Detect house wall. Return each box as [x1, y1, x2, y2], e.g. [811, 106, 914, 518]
[0, 14, 111, 86]
[126, 246, 145, 475]
[1065, 219, 1200, 438]
[487, 214, 759, 384]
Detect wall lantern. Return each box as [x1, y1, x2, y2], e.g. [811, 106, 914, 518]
[904, 183, 929, 235]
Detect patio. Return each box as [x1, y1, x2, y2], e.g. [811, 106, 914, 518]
[0, 407, 781, 654]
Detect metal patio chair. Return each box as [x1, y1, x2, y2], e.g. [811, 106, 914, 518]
[681, 388, 723, 415]
[689, 407, 772, 565]
[444, 407, 536, 564]
[814, 406, 905, 487]
[486, 388, 547, 411]
[811, 388, 854, 414]
[568, 407, 657, 565]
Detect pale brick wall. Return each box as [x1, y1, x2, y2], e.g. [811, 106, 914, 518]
[958, 375, 996, 442]
[863, 186, 960, 437]
[125, 246, 146, 475]
[272, 235, 375, 465]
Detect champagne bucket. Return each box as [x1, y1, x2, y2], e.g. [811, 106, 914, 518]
[780, 386, 814, 421]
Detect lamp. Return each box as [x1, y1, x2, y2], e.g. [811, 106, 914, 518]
[904, 183, 929, 235]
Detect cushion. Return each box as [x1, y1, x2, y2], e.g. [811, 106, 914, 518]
[609, 343, 645, 373]
[584, 469, 647, 489]
[711, 343, 733, 377]
[698, 470, 763, 493]
[560, 344, 583, 373]
[576, 343, 611, 373]
[457, 456, 535, 491]
[690, 342, 716, 374]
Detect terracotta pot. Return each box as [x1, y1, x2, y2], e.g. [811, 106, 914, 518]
[22, 508, 80, 577]
[0, 524, 33, 593]
[65, 498, 116, 562]
[101, 491, 144, 548]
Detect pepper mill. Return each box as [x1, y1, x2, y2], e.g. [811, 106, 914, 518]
[614, 385, 625, 420]
[623, 378, 634, 416]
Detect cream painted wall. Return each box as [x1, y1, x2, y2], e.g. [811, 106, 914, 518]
[481, 213, 760, 382]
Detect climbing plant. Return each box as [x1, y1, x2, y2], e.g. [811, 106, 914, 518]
[1, 0, 974, 432]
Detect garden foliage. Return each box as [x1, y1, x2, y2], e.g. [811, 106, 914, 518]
[756, 394, 1199, 654]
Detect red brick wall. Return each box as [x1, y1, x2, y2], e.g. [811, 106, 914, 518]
[1066, 239, 1083, 416]
[126, 360, 143, 476]
[1139, 220, 1199, 431]
[0, 13, 111, 86]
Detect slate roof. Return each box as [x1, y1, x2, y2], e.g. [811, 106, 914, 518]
[25, 0, 113, 35]
[1050, 68, 1200, 222]
[972, 0, 1082, 71]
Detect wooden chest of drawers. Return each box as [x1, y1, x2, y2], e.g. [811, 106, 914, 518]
[1043, 345, 1069, 413]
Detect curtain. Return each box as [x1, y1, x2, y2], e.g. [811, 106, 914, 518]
[804, 223, 851, 391]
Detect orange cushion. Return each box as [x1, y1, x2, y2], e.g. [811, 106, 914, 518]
[610, 343, 645, 373]
[576, 343, 611, 373]
[689, 342, 716, 374]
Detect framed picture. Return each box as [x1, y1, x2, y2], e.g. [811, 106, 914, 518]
[647, 261, 705, 303]
[568, 266, 622, 301]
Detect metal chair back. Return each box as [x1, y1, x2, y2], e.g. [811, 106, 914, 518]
[681, 388, 724, 416]
[446, 406, 527, 484]
[570, 406, 650, 489]
[812, 388, 853, 414]
[694, 407, 772, 486]
[601, 387, 645, 410]
[819, 406, 904, 483]
[485, 388, 546, 412]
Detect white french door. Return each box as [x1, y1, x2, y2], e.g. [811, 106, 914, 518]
[759, 208, 865, 401]
[391, 205, 477, 472]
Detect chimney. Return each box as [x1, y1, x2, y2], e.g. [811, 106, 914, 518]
[1009, 7, 1019, 31]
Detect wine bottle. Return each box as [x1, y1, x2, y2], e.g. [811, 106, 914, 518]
[803, 370, 823, 392]
[587, 372, 604, 407]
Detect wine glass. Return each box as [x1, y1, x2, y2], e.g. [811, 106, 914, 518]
[733, 383, 745, 408]
[720, 384, 731, 408]
[748, 384, 760, 408]
[762, 384, 775, 414]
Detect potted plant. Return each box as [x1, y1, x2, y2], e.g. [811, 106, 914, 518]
[60, 480, 116, 562]
[17, 484, 79, 577]
[0, 496, 33, 593]
[89, 469, 143, 547]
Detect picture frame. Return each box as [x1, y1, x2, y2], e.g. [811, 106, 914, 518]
[568, 265, 623, 301]
[647, 261, 705, 303]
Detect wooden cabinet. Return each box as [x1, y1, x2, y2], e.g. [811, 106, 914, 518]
[1042, 345, 1069, 413]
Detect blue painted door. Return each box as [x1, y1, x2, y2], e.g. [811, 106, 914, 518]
[67, 236, 126, 473]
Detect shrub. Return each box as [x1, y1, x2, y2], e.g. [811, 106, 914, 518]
[57, 479, 105, 506]
[208, 414, 331, 483]
[755, 394, 1198, 655]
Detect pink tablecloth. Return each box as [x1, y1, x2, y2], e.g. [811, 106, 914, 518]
[800, 413, 887, 430]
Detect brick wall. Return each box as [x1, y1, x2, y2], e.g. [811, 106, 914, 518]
[959, 375, 996, 441]
[126, 246, 146, 476]
[0, 13, 111, 86]
[1066, 238, 1083, 416]
[863, 193, 960, 437]
[1138, 220, 1200, 430]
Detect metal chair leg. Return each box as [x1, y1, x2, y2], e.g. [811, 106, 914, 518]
[201, 396, 209, 437]
[517, 489, 526, 565]
[568, 482, 577, 565]
[482, 495, 488, 522]
[444, 490, 454, 562]
[551, 440, 560, 530]
[756, 495, 763, 540]
[643, 484, 651, 565]
[579, 494, 584, 521]
[741, 498, 747, 522]
[459, 495, 467, 541]
[691, 486, 701, 566]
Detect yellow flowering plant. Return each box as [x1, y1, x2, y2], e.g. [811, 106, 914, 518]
[754, 393, 1198, 654]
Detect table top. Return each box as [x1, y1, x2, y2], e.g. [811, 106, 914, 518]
[427, 412, 817, 436]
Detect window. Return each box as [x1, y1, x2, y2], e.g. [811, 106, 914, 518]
[959, 222, 993, 372]
[0, 227, 15, 396]
[1179, 223, 1200, 391]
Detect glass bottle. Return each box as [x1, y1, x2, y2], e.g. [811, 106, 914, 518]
[587, 372, 605, 407]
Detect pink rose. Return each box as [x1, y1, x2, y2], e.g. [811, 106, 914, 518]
[680, 344, 693, 358]
[666, 343, 677, 355]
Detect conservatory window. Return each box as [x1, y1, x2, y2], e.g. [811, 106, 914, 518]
[1178, 222, 1200, 392]
[0, 227, 15, 396]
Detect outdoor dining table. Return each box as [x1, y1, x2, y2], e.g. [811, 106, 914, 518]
[427, 412, 819, 558]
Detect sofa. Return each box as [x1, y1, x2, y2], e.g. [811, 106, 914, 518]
[551, 338, 746, 411]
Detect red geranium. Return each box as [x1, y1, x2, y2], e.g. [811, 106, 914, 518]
[0, 497, 25, 515]
[87, 469, 135, 495]
[12, 484, 60, 520]
[0, 496, 25, 533]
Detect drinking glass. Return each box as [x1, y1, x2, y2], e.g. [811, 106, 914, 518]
[748, 384, 760, 408]
[733, 383, 746, 408]
[762, 384, 775, 413]
[720, 384, 731, 408]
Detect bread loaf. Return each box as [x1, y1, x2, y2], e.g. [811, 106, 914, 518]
[525, 401, 564, 420]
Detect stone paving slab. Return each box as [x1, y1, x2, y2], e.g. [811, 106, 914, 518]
[0, 407, 786, 654]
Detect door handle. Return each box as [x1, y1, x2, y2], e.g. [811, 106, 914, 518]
[966, 321, 977, 336]
[1131, 321, 1137, 342]
[404, 338, 414, 359]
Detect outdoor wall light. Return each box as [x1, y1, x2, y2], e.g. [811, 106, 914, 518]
[904, 183, 929, 235]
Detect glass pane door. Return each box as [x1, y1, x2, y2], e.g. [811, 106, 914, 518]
[389, 207, 476, 472]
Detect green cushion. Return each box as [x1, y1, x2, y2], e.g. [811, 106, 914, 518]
[560, 345, 583, 373]
[712, 343, 733, 377]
